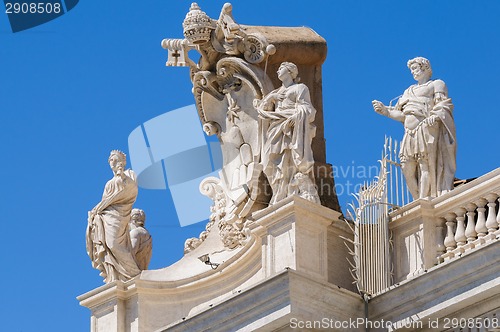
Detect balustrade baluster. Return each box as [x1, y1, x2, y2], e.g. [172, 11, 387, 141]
[497, 197, 500, 227]
[485, 193, 499, 234]
[444, 213, 457, 252]
[454, 207, 467, 246]
[465, 203, 477, 243]
[435, 218, 446, 262]
[475, 198, 488, 238]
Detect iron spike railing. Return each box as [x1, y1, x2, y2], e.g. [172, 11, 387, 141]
[344, 136, 412, 296]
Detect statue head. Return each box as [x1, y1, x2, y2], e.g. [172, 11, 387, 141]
[131, 208, 146, 227]
[108, 150, 127, 175]
[407, 57, 432, 80]
[278, 62, 300, 83]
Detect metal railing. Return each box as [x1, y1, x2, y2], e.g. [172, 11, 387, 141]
[345, 136, 412, 296]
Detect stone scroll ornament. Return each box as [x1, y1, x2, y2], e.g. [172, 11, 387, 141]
[86, 150, 150, 283]
[162, 3, 320, 251]
[372, 57, 456, 199]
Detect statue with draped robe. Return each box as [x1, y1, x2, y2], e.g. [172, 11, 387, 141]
[372, 57, 456, 199]
[86, 150, 142, 283]
[256, 62, 320, 205]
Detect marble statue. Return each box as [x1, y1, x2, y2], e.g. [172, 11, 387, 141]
[130, 209, 153, 270]
[86, 150, 141, 283]
[161, 3, 336, 250]
[256, 62, 320, 205]
[161, 3, 278, 250]
[372, 57, 456, 199]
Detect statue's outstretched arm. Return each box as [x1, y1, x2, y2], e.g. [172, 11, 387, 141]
[372, 100, 404, 122]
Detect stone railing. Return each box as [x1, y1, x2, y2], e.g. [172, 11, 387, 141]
[438, 190, 500, 263]
[389, 168, 500, 283]
[432, 167, 500, 264]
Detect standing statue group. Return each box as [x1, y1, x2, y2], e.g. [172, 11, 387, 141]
[86, 150, 152, 283]
[85, 56, 457, 282]
[255, 57, 457, 205]
[373, 56, 456, 199]
[83, 0, 458, 284]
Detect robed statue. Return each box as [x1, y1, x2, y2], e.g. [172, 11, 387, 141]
[86, 150, 142, 283]
[373, 57, 456, 199]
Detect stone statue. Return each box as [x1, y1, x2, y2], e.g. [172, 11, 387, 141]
[161, 3, 340, 250]
[86, 150, 141, 283]
[130, 209, 153, 270]
[256, 62, 320, 205]
[372, 57, 456, 199]
[162, 3, 277, 250]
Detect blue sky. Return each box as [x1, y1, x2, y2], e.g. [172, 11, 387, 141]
[0, 1, 499, 331]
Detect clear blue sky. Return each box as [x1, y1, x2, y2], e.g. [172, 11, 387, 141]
[1, 1, 498, 331]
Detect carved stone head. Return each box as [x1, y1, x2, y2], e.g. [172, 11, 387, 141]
[108, 150, 126, 175]
[407, 57, 433, 79]
[278, 62, 299, 83]
[131, 208, 146, 227]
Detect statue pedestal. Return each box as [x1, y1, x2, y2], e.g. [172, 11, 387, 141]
[78, 197, 360, 332]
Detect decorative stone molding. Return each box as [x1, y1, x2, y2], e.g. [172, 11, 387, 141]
[162, 270, 363, 332]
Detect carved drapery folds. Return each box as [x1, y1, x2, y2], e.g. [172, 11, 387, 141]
[86, 151, 152, 283]
[372, 57, 456, 200]
[164, 3, 327, 251]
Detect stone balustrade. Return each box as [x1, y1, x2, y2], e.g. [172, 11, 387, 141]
[431, 168, 500, 264]
[389, 168, 500, 283]
[440, 192, 500, 262]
